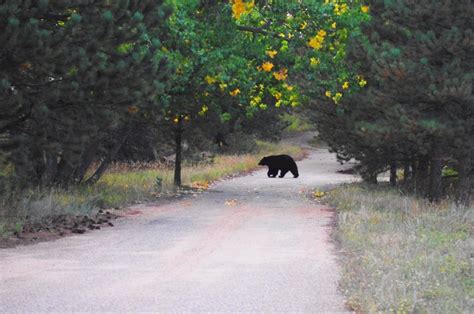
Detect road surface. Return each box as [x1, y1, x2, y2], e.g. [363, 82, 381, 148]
[0, 147, 355, 312]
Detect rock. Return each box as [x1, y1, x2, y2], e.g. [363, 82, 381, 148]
[72, 228, 86, 234]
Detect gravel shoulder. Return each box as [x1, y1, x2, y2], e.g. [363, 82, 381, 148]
[0, 145, 356, 312]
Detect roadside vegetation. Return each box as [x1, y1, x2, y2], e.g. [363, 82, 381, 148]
[281, 114, 314, 133]
[0, 141, 304, 240]
[327, 184, 473, 313]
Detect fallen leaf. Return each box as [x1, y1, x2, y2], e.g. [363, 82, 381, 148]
[225, 199, 238, 206]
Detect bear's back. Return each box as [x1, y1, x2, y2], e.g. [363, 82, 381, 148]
[266, 154, 296, 167]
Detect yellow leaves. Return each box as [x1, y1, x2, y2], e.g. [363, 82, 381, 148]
[283, 83, 294, 91]
[331, 22, 337, 29]
[334, 3, 348, 15]
[250, 95, 261, 106]
[225, 199, 238, 206]
[219, 82, 228, 90]
[19, 62, 32, 72]
[127, 105, 139, 114]
[229, 88, 241, 97]
[361, 5, 370, 13]
[310, 57, 320, 67]
[191, 181, 210, 190]
[173, 115, 190, 123]
[318, 29, 327, 37]
[308, 37, 323, 50]
[326, 89, 342, 103]
[260, 61, 274, 72]
[231, 0, 245, 19]
[300, 21, 308, 30]
[342, 81, 349, 89]
[273, 91, 282, 100]
[199, 105, 208, 116]
[289, 94, 299, 107]
[308, 30, 327, 50]
[313, 190, 326, 198]
[332, 92, 343, 104]
[356, 75, 367, 87]
[266, 50, 278, 58]
[205, 75, 217, 84]
[273, 67, 288, 81]
[231, 0, 254, 20]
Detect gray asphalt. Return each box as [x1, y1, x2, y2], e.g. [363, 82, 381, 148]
[0, 147, 355, 313]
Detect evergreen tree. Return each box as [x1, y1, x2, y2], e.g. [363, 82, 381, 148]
[312, 1, 473, 202]
[0, 0, 171, 187]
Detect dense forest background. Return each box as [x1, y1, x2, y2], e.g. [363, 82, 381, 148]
[1, 0, 472, 207]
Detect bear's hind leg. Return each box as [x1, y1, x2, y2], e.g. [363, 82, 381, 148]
[290, 168, 299, 178]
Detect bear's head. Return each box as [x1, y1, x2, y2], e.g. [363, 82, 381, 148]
[258, 157, 268, 166]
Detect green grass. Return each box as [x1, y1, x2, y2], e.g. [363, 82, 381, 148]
[0, 141, 304, 238]
[326, 184, 472, 313]
[281, 113, 313, 132]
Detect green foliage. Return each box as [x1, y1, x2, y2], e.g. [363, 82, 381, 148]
[281, 114, 313, 133]
[310, 1, 473, 201]
[0, 0, 171, 187]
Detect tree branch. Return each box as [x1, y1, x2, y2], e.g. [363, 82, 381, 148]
[235, 25, 287, 40]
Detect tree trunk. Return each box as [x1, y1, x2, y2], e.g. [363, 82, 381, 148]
[74, 141, 99, 184]
[390, 162, 397, 186]
[362, 164, 378, 184]
[403, 160, 411, 183]
[42, 150, 58, 186]
[411, 160, 417, 180]
[415, 156, 429, 196]
[54, 153, 76, 188]
[85, 127, 130, 185]
[457, 154, 472, 206]
[429, 144, 443, 202]
[173, 118, 184, 187]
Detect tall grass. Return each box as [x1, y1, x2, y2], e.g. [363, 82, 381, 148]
[328, 184, 473, 313]
[0, 141, 304, 238]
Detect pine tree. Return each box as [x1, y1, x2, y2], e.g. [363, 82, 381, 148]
[313, 1, 473, 202]
[0, 0, 171, 187]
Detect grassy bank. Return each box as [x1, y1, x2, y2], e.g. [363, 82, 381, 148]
[1, 141, 304, 238]
[327, 184, 472, 313]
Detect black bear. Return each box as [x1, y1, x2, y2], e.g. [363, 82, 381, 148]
[258, 154, 299, 178]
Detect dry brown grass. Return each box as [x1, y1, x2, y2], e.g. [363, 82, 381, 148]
[1, 141, 305, 238]
[327, 184, 473, 313]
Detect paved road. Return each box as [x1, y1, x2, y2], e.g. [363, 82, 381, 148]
[0, 148, 355, 313]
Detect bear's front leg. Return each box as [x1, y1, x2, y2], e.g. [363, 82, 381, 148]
[279, 169, 289, 178]
[268, 168, 278, 177]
